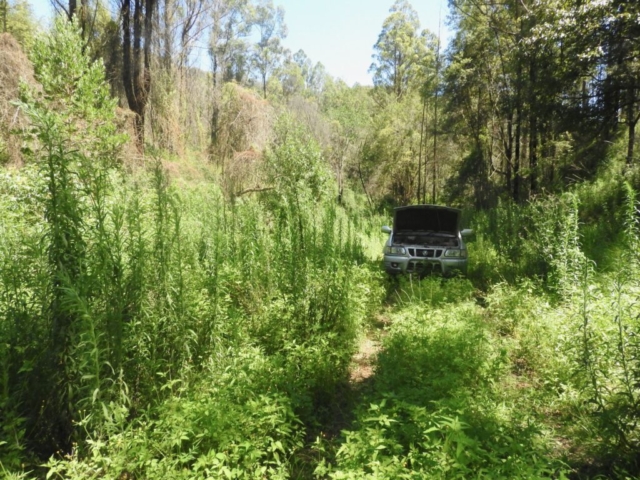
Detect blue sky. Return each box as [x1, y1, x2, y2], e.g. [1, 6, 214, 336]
[26, 0, 451, 86]
[276, 0, 450, 85]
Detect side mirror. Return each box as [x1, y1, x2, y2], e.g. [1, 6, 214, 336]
[382, 226, 392, 234]
[461, 229, 473, 237]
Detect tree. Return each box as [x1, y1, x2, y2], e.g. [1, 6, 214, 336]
[1, 0, 6, 32]
[322, 81, 374, 203]
[50, 0, 88, 33]
[210, 0, 252, 87]
[278, 50, 305, 98]
[444, 0, 568, 204]
[439, 0, 640, 206]
[209, 0, 252, 150]
[250, 0, 287, 98]
[156, 0, 206, 74]
[120, 0, 157, 149]
[369, 0, 430, 98]
[293, 49, 327, 96]
[445, 0, 519, 206]
[3, 0, 37, 48]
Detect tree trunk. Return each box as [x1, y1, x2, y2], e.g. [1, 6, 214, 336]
[627, 88, 637, 166]
[529, 58, 538, 194]
[512, 3, 523, 202]
[514, 104, 521, 202]
[1, 0, 7, 33]
[262, 72, 267, 98]
[80, 0, 88, 36]
[432, 34, 441, 204]
[67, 0, 88, 34]
[121, 0, 156, 150]
[506, 115, 513, 193]
[417, 94, 427, 203]
[163, 0, 173, 72]
[432, 91, 438, 204]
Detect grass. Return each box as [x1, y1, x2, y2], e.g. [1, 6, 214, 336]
[317, 278, 568, 479]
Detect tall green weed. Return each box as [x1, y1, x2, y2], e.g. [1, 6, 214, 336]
[0, 19, 386, 477]
[320, 280, 568, 479]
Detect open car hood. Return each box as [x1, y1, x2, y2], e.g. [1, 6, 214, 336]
[393, 205, 461, 235]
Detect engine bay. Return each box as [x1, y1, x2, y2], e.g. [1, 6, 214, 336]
[392, 233, 459, 247]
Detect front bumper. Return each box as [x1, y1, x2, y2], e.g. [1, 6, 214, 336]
[383, 254, 468, 276]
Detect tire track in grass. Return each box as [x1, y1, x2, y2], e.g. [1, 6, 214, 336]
[349, 313, 389, 384]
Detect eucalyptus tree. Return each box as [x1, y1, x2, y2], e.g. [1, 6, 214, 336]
[155, 0, 208, 90]
[365, 0, 441, 204]
[445, 0, 569, 203]
[1, 0, 6, 32]
[209, 0, 252, 147]
[49, 0, 83, 22]
[250, 0, 287, 98]
[50, 0, 94, 36]
[543, 0, 640, 166]
[210, 0, 252, 87]
[443, 0, 640, 207]
[444, 30, 494, 205]
[120, 0, 157, 148]
[293, 49, 327, 96]
[277, 48, 305, 98]
[445, 0, 523, 204]
[322, 80, 374, 203]
[2, 0, 37, 47]
[176, 0, 207, 72]
[369, 0, 430, 98]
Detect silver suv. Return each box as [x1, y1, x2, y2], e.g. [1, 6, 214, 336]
[382, 205, 471, 276]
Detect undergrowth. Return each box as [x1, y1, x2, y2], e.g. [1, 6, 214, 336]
[316, 172, 640, 478]
[0, 20, 385, 479]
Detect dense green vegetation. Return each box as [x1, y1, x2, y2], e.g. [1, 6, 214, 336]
[1, 20, 385, 477]
[1, 0, 640, 478]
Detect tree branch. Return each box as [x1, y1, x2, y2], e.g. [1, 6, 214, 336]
[235, 186, 275, 196]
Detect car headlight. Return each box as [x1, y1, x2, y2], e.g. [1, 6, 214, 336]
[444, 249, 467, 258]
[384, 246, 406, 255]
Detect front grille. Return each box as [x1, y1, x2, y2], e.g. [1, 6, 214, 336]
[407, 261, 426, 272]
[407, 262, 441, 274]
[407, 248, 443, 258]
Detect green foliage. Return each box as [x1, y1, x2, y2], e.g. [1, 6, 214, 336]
[4, 0, 38, 50]
[391, 275, 475, 308]
[369, 0, 434, 98]
[460, 178, 640, 473]
[314, 170, 640, 478]
[360, 91, 425, 205]
[1, 17, 384, 478]
[24, 16, 124, 163]
[319, 280, 568, 479]
[323, 401, 565, 479]
[3, 17, 127, 458]
[264, 114, 331, 204]
[46, 349, 305, 479]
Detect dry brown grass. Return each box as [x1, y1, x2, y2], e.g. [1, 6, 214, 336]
[349, 336, 381, 383]
[211, 83, 273, 198]
[116, 107, 145, 168]
[223, 147, 264, 198]
[0, 33, 37, 166]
